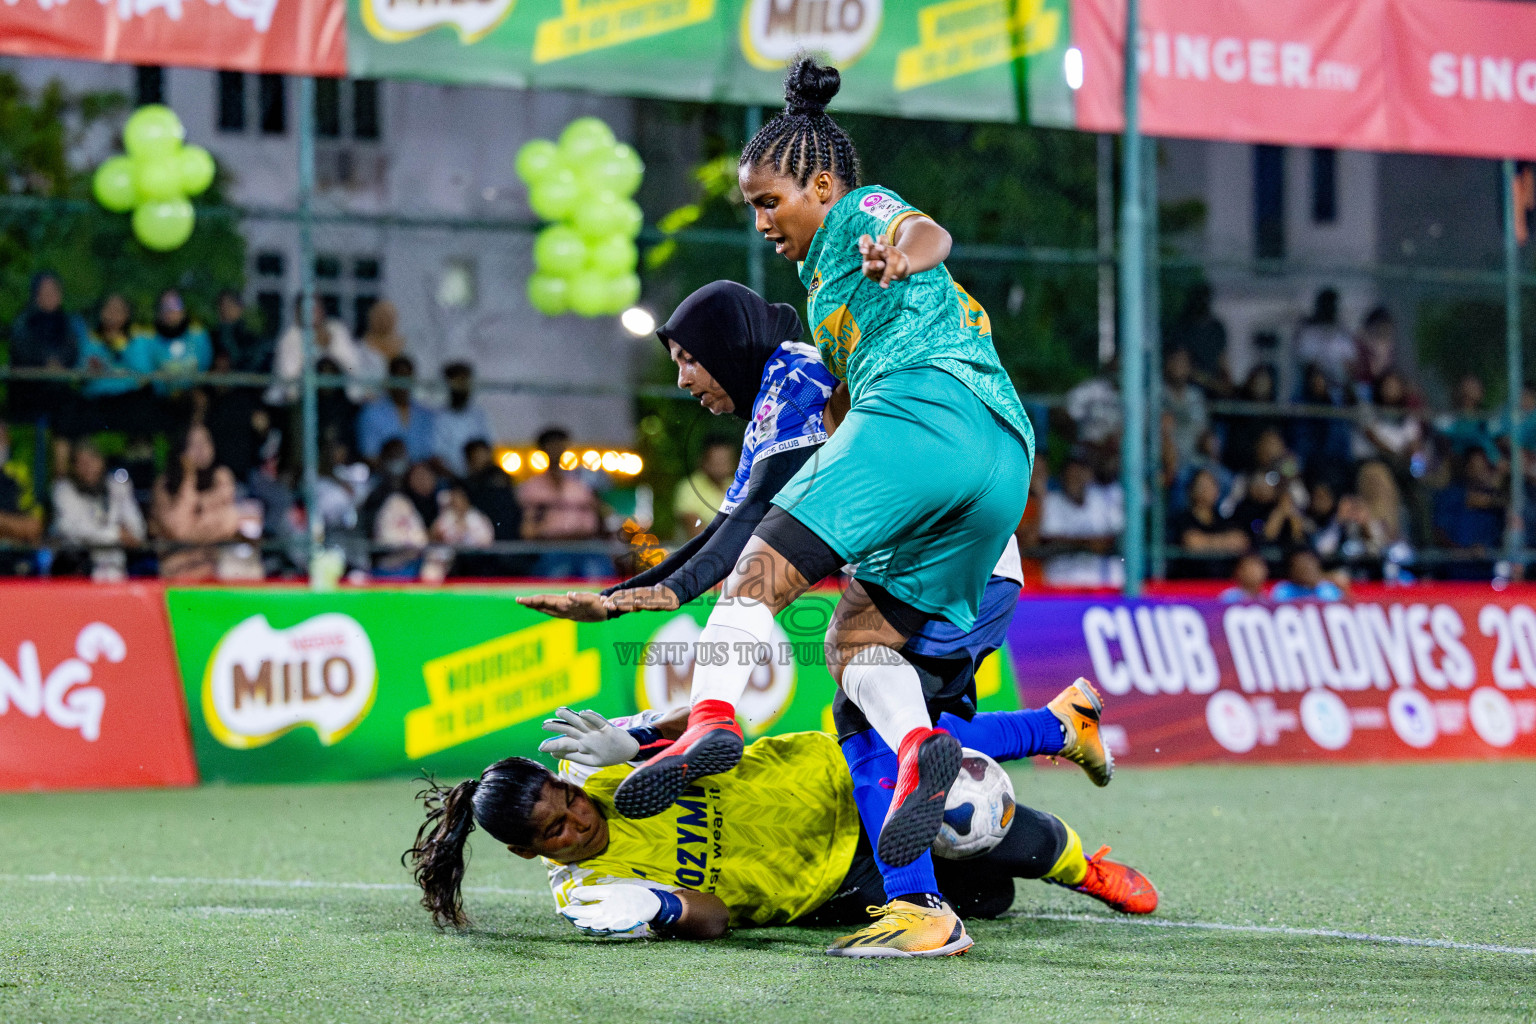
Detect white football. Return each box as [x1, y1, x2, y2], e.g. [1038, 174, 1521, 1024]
[931, 748, 1015, 860]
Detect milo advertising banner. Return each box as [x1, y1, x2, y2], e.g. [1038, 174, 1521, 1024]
[347, 0, 1077, 127]
[1006, 589, 1536, 765]
[168, 586, 1021, 783]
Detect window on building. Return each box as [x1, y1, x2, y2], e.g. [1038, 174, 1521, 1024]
[353, 80, 381, 140]
[258, 74, 287, 135]
[315, 78, 342, 139]
[1253, 145, 1286, 260]
[253, 250, 286, 339]
[1311, 148, 1338, 225]
[315, 254, 342, 281]
[134, 66, 164, 107]
[255, 251, 286, 278]
[217, 72, 246, 132]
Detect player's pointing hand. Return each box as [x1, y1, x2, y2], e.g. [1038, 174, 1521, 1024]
[858, 234, 910, 288]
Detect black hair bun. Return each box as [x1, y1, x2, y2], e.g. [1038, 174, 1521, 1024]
[784, 55, 841, 117]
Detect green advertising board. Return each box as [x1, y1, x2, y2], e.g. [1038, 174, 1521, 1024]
[347, 0, 1076, 128]
[166, 586, 1019, 783]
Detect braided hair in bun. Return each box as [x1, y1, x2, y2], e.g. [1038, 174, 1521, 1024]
[740, 55, 861, 190]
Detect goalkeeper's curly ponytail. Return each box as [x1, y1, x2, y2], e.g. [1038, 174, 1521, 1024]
[403, 756, 552, 928]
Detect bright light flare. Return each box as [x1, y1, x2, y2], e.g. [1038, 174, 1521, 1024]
[581, 449, 602, 471]
[1065, 47, 1084, 90]
[620, 453, 643, 475]
[621, 306, 657, 337]
[600, 450, 621, 472]
[530, 450, 550, 472]
[498, 451, 522, 474]
[558, 450, 578, 471]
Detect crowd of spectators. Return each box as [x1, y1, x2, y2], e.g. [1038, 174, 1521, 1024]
[1043, 286, 1533, 595]
[0, 275, 618, 583]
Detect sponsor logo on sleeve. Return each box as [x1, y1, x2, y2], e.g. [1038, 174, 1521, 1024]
[202, 614, 377, 750]
[857, 191, 907, 224]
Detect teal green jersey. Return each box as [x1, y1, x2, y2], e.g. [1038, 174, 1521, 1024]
[797, 184, 1034, 453]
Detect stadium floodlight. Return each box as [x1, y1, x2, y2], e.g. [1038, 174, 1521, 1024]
[621, 306, 657, 337]
[1065, 47, 1084, 91]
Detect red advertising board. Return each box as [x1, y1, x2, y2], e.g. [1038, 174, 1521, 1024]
[0, 583, 198, 790]
[1007, 588, 1536, 766]
[0, 0, 346, 76]
[1071, 0, 1536, 161]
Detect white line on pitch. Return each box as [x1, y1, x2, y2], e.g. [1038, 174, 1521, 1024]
[0, 873, 542, 897]
[1008, 911, 1536, 956]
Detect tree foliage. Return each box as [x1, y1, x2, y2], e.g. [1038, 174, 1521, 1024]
[0, 71, 245, 335]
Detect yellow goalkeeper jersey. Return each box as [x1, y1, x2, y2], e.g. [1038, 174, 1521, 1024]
[545, 730, 860, 930]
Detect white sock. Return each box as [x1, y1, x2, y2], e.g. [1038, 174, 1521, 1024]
[690, 594, 776, 707]
[839, 647, 933, 754]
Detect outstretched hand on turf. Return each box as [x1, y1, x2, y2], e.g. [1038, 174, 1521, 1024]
[516, 592, 611, 622]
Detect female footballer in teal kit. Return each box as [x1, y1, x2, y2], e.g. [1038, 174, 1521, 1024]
[613, 56, 1037, 951]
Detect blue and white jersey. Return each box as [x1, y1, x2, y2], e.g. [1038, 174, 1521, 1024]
[721, 341, 837, 514]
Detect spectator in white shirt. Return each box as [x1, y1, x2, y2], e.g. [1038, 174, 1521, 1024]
[269, 295, 360, 405]
[1039, 452, 1125, 588]
[432, 362, 493, 478]
[1294, 288, 1356, 393]
[51, 440, 145, 581]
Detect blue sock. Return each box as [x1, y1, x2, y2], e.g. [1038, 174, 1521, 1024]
[840, 728, 940, 901]
[938, 708, 1066, 761]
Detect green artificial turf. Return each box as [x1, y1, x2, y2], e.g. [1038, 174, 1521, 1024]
[1, 761, 1532, 1023]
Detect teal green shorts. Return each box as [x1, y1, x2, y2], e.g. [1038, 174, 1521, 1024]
[770, 366, 1033, 632]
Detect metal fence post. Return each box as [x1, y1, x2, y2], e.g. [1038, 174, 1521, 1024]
[1145, 135, 1165, 580]
[1505, 157, 1525, 570]
[1118, 0, 1146, 597]
[298, 76, 321, 581]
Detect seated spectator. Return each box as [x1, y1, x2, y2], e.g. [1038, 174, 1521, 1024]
[316, 355, 360, 458]
[1294, 288, 1355, 392]
[151, 423, 261, 581]
[1168, 469, 1250, 579]
[1286, 364, 1353, 492]
[1433, 448, 1507, 579]
[1228, 470, 1311, 551]
[1217, 365, 1282, 472]
[1356, 460, 1414, 576]
[1219, 551, 1270, 603]
[374, 461, 440, 579]
[1271, 548, 1346, 602]
[358, 355, 434, 465]
[315, 439, 369, 535]
[1436, 373, 1500, 466]
[144, 288, 212, 417]
[518, 426, 610, 579]
[674, 438, 738, 539]
[270, 295, 359, 405]
[1063, 362, 1122, 450]
[1162, 347, 1208, 470]
[1169, 429, 1234, 515]
[1353, 370, 1425, 477]
[1170, 282, 1232, 398]
[212, 289, 273, 375]
[245, 429, 305, 572]
[51, 439, 146, 581]
[456, 439, 530, 577]
[1038, 452, 1124, 588]
[351, 299, 407, 405]
[432, 484, 495, 548]
[0, 419, 44, 574]
[9, 271, 83, 431]
[1352, 306, 1399, 399]
[432, 362, 492, 478]
[75, 293, 157, 435]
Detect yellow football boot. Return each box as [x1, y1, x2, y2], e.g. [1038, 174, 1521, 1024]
[1047, 677, 1114, 787]
[825, 900, 973, 959]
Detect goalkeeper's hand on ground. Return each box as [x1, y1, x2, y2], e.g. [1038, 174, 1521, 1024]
[539, 708, 640, 767]
[560, 884, 683, 937]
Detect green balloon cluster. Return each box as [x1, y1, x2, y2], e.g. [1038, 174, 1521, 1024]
[517, 117, 644, 317]
[92, 104, 215, 253]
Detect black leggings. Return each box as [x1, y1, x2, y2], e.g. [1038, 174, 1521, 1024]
[800, 805, 1069, 927]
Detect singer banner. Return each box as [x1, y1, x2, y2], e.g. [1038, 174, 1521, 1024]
[1070, 0, 1536, 159]
[0, 0, 346, 76]
[1006, 588, 1536, 766]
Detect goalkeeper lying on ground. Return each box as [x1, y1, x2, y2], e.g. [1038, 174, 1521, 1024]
[404, 701, 1156, 954]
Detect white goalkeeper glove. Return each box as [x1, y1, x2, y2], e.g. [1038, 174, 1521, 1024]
[560, 884, 683, 937]
[538, 707, 640, 767]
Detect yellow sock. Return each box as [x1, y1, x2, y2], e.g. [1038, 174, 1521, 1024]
[1042, 818, 1087, 886]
